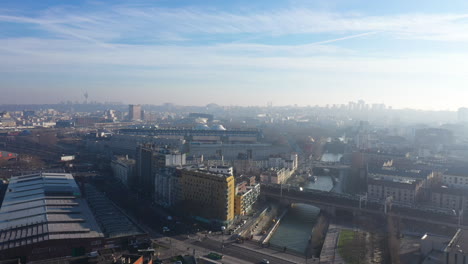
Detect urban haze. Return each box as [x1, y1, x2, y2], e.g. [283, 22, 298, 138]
[1, 1, 468, 264]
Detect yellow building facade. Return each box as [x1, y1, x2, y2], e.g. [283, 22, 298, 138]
[234, 195, 242, 216]
[180, 169, 235, 223]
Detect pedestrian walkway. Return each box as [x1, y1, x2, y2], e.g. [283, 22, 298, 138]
[251, 206, 279, 241]
[319, 224, 345, 264]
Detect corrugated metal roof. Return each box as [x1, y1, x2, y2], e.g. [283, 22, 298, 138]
[0, 173, 104, 250]
[84, 184, 144, 238]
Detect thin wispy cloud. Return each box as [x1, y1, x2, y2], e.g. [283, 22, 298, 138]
[1, 1, 468, 109]
[308, 31, 381, 45]
[3, 6, 468, 43]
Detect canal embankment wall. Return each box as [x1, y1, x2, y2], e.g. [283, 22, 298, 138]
[262, 208, 288, 244]
[307, 212, 329, 258]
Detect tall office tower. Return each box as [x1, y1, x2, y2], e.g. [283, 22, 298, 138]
[128, 104, 142, 121]
[135, 145, 180, 202]
[135, 145, 155, 199]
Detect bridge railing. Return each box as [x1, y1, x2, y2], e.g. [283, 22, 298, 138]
[261, 184, 459, 221]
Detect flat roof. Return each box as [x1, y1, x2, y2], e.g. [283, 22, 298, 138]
[367, 177, 418, 189]
[369, 168, 432, 179]
[84, 184, 144, 238]
[0, 173, 104, 250]
[181, 166, 233, 178]
[445, 167, 468, 177]
[113, 156, 136, 165]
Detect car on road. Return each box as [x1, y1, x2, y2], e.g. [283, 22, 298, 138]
[261, 259, 270, 264]
[207, 252, 224, 260]
[87, 251, 99, 258]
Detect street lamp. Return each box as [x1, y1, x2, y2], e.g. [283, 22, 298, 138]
[220, 226, 226, 250]
[384, 196, 393, 214]
[459, 209, 464, 227]
[163, 228, 173, 257]
[358, 192, 367, 210]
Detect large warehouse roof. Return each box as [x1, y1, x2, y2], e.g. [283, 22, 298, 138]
[84, 184, 144, 238]
[0, 173, 104, 250]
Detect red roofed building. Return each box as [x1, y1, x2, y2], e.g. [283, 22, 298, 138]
[0, 151, 18, 161]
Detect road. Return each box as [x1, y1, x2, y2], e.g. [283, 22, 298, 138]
[113, 188, 299, 264]
[140, 215, 301, 264]
[150, 232, 301, 264]
[155, 237, 252, 264]
[193, 238, 298, 264]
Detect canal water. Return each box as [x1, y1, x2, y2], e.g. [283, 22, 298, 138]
[268, 203, 320, 254]
[306, 176, 333, 192]
[269, 177, 334, 254]
[269, 153, 344, 255]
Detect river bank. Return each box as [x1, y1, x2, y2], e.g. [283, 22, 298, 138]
[307, 213, 329, 258]
[262, 209, 288, 244]
[268, 203, 321, 255]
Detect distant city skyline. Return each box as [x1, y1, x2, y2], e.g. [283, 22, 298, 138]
[0, 99, 445, 112]
[0, 95, 464, 112]
[2, 0, 468, 110]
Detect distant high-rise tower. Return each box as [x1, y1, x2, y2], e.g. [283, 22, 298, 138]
[128, 104, 142, 121]
[83, 91, 89, 104]
[458, 107, 468, 123]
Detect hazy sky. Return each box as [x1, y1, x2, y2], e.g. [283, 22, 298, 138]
[2, 0, 468, 110]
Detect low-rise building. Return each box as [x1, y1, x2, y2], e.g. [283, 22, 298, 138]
[189, 142, 289, 161]
[367, 177, 424, 203]
[208, 166, 234, 176]
[260, 168, 294, 184]
[369, 168, 434, 186]
[441, 168, 468, 190]
[0, 173, 104, 262]
[367, 167, 434, 203]
[238, 175, 256, 186]
[234, 183, 260, 216]
[420, 233, 451, 264]
[111, 156, 136, 187]
[0, 118, 16, 127]
[430, 186, 468, 212]
[84, 184, 146, 242]
[202, 153, 297, 175]
[108, 134, 185, 158]
[0, 150, 18, 161]
[444, 229, 468, 264]
[236, 181, 248, 193]
[268, 153, 298, 170]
